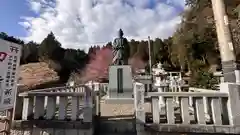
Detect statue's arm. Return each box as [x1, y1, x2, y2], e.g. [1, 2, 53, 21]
[113, 39, 122, 50]
[112, 39, 118, 49]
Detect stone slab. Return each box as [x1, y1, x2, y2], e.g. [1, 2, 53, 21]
[144, 124, 240, 134]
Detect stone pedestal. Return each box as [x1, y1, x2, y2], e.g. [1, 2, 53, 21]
[105, 65, 133, 104]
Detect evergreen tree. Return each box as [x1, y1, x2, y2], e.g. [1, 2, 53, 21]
[38, 32, 62, 61]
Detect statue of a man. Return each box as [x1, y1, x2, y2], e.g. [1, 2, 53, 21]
[112, 29, 130, 65]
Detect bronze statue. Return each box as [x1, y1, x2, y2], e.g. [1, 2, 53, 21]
[112, 29, 130, 65]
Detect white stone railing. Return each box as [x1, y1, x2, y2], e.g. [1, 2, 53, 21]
[11, 84, 113, 134]
[147, 92, 228, 125]
[89, 82, 108, 95]
[14, 83, 110, 121]
[134, 82, 240, 134]
[134, 75, 153, 83]
[189, 87, 218, 92]
[14, 85, 94, 122]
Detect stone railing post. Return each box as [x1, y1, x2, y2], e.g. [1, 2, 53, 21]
[13, 92, 23, 120]
[158, 81, 168, 107]
[83, 87, 93, 123]
[134, 82, 145, 135]
[94, 83, 101, 116]
[220, 83, 240, 126]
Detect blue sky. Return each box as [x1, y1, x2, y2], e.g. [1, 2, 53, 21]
[0, 0, 158, 37]
[0, 0, 36, 37]
[1, 0, 184, 48]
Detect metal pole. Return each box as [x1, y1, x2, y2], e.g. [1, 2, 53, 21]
[211, 0, 238, 83]
[147, 36, 152, 75]
[147, 36, 153, 92]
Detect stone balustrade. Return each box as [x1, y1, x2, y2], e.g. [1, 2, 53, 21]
[134, 82, 240, 134]
[6, 74, 240, 135]
[12, 85, 94, 135]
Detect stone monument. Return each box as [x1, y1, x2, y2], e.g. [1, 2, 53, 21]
[106, 29, 133, 104]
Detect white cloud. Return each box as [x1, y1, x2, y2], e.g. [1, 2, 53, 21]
[28, 1, 41, 13]
[20, 0, 185, 50]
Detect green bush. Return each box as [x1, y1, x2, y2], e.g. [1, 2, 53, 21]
[190, 60, 219, 90]
[190, 70, 219, 90]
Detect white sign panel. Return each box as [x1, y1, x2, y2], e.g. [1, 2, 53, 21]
[0, 39, 22, 111]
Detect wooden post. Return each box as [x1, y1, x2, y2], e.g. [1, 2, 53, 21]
[147, 36, 152, 76]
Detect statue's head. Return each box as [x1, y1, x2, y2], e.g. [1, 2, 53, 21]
[118, 29, 124, 37]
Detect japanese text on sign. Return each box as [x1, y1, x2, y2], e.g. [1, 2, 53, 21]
[0, 39, 22, 111]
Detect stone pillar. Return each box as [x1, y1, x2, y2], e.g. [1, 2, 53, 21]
[211, 0, 238, 83]
[134, 82, 146, 135]
[158, 87, 164, 107]
[212, 0, 240, 127]
[235, 70, 240, 83]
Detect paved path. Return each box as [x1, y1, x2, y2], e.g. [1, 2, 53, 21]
[100, 98, 152, 119]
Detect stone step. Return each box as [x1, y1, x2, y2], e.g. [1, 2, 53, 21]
[95, 118, 136, 134]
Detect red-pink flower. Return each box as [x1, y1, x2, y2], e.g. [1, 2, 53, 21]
[79, 47, 113, 82]
[78, 46, 147, 83]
